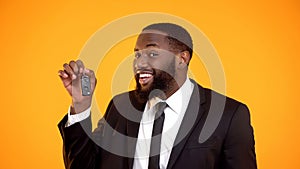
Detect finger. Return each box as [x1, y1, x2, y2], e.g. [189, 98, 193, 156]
[84, 68, 95, 78]
[58, 70, 68, 78]
[84, 68, 96, 84]
[63, 63, 76, 80]
[69, 60, 79, 75]
[76, 60, 85, 74]
[58, 70, 72, 88]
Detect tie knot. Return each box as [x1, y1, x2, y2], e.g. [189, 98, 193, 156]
[156, 101, 167, 110]
[154, 102, 167, 119]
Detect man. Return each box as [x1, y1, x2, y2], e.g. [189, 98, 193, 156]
[58, 23, 257, 169]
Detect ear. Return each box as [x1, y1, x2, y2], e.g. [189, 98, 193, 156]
[177, 51, 190, 69]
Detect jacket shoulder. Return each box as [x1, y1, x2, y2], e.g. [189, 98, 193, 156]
[201, 86, 246, 111]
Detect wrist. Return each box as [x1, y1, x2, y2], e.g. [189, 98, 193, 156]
[71, 99, 91, 115]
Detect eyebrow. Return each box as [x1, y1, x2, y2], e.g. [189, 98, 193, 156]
[134, 43, 159, 51]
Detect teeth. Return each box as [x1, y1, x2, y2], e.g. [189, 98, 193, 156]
[139, 73, 152, 78]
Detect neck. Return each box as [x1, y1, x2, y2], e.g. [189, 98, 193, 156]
[163, 75, 187, 99]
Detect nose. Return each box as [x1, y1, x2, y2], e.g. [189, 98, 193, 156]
[134, 53, 149, 69]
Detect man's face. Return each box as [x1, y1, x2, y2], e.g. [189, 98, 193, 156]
[133, 30, 178, 99]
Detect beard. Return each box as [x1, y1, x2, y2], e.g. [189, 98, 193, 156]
[135, 66, 176, 102]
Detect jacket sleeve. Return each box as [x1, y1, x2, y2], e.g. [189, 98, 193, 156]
[58, 97, 130, 169]
[58, 113, 101, 169]
[221, 104, 257, 169]
[58, 100, 115, 169]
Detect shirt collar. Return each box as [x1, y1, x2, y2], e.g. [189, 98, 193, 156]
[147, 78, 194, 114]
[165, 78, 193, 114]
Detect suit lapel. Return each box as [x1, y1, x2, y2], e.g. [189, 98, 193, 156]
[167, 82, 206, 169]
[126, 91, 146, 138]
[126, 91, 147, 169]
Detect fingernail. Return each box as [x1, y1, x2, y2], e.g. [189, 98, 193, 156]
[72, 74, 76, 79]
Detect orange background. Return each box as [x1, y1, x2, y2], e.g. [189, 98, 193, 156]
[1, 0, 300, 169]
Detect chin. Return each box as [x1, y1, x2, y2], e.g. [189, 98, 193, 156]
[140, 83, 152, 92]
[135, 82, 152, 101]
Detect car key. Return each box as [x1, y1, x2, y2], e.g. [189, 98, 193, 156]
[81, 74, 91, 96]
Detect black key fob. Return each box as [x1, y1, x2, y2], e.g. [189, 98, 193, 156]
[81, 74, 91, 96]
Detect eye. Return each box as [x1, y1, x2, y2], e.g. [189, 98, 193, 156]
[135, 52, 141, 58]
[148, 51, 159, 57]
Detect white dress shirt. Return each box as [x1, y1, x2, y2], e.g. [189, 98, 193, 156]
[66, 78, 194, 169]
[133, 78, 194, 169]
[65, 106, 90, 127]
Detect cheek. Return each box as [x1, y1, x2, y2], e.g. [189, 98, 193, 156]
[153, 58, 176, 74]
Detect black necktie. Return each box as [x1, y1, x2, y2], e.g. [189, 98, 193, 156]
[148, 102, 167, 169]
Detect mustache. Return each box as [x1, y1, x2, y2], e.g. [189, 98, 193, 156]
[134, 68, 154, 74]
[134, 68, 156, 78]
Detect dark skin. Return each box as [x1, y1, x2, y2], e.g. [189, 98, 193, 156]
[58, 29, 190, 114]
[58, 60, 97, 114]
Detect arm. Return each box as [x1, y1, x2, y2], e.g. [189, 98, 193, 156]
[58, 114, 100, 169]
[58, 60, 99, 169]
[221, 104, 257, 169]
[58, 99, 117, 169]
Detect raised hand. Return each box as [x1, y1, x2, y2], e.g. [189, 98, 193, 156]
[58, 60, 97, 114]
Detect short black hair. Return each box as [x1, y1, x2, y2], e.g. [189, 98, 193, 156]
[142, 23, 193, 59]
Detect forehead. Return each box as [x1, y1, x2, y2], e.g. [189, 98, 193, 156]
[135, 30, 169, 50]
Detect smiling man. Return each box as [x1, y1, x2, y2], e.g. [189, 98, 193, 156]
[133, 28, 190, 101]
[58, 23, 257, 169]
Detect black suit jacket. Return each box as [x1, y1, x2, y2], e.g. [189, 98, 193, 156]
[58, 81, 257, 169]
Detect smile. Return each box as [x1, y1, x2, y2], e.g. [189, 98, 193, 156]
[137, 71, 154, 85]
